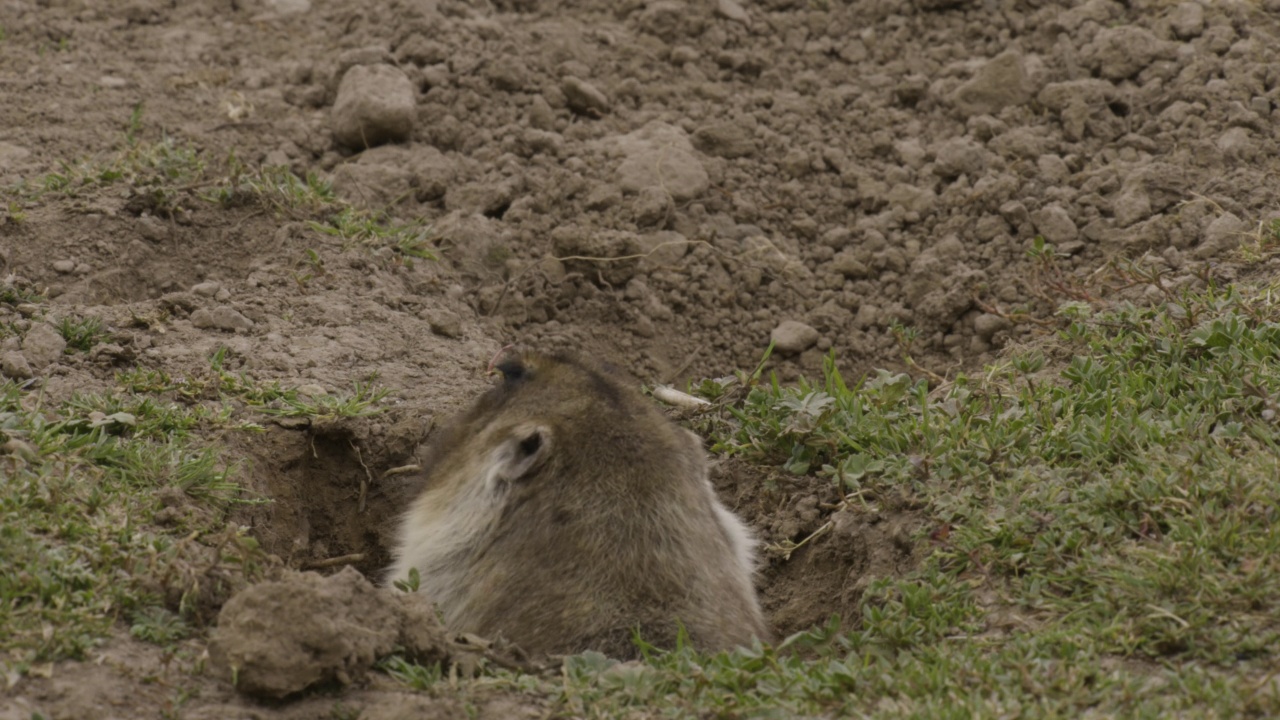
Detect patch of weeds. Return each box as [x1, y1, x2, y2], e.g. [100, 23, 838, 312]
[378, 655, 443, 691]
[204, 154, 335, 213]
[0, 379, 263, 672]
[130, 606, 190, 645]
[259, 380, 390, 421]
[4, 201, 25, 224]
[1238, 217, 1280, 263]
[56, 315, 107, 352]
[310, 207, 438, 264]
[0, 278, 43, 306]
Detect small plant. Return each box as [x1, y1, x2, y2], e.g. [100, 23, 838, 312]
[259, 381, 390, 421]
[57, 315, 106, 352]
[309, 207, 438, 262]
[129, 607, 189, 645]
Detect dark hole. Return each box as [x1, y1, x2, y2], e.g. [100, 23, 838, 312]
[483, 201, 511, 219]
[1108, 101, 1130, 117]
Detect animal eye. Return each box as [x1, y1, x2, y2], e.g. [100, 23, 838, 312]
[496, 360, 527, 382]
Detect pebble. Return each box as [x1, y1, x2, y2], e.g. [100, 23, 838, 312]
[973, 313, 1012, 341]
[21, 323, 67, 369]
[770, 320, 820, 355]
[692, 122, 756, 159]
[191, 306, 255, 332]
[952, 51, 1031, 117]
[53, 260, 76, 274]
[562, 77, 611, 116]
[192, 281, 222, 297]
[427, 310, 463, 339]
[0, 351, 32, 379]
[1030, 204, 1079, 245]
[331, 64, 416, 150]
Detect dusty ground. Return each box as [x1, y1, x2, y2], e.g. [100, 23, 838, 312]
[2, 0, 1279, 716]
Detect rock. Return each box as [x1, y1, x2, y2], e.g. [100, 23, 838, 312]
[952, 51, 1031, 117]
[192, 281, 222, 297]
[191, 306, 255, 332]
[831, 251, 869, 279]
[973, 313, 1012, 341]
[1, 351, 32, 379]
[692, 122, 755, 159]
[428, 310, 463, 339]
[331, 64, 416, 150]
[1168, 2, 1205, 39]
[52, 260, 76, 274]
[1088, 26, 1170, 80]
[932, 138, 987, 179]
[770, 320, 820, 355]
[1112, 189, 1151, 228]
[1030, 204, 1078, 245]
[209, 567, 449, 700]
[632, 186, 673, 227]
[21, 324, 66, 369]
[295, 384, 327, 397]
[1194, 212, 1249, 260]
[714, 0, 750, 25]
[562, 77, 610, 116]
[614, 122, 709, 202]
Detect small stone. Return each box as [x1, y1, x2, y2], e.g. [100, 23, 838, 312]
[215, 288, 232, 302]
[633, 187, 673, 227]
[1168, 2, 1205, 39]
[714, 0, 750, 24]
[1113, 189, 1151, 228]
[584, 184, 622, 211]
[191, 306, 255, 332]
[770, 320, 820, 355]
[1194, 212, 1249, 260]
[973, 313, 1012, 341]
[331, 64, 416, 150]
[52, 260, 76, 274]
[295, 384, 327, 398]
[98, 76, 129, 89]
[21, 324, 67, 369]
[15, 304, 39, 318]
[427, 310, 463, 339]
[692, 122, 756, 159]
[1031, 204, 1079, 245]
[74, 263, 91, 276]
[562, 77, 610, 116]
[1, 351, 32, 379]
[932, 138, 987, 179]
[831, 251, 869, 278]
[952, 51, 1031, 117]
[192, 281, 222, 297]
[1089, 26, 1170, 80]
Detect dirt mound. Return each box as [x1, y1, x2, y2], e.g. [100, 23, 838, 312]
[209, 566, 449, 699]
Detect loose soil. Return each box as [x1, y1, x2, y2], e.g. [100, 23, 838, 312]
[3, 0, 1279, 716]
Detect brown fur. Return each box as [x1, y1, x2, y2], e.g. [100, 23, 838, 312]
[386, 350, 767, 657]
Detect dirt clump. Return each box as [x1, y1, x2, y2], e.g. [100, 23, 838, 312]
[208, 566, 448, 699]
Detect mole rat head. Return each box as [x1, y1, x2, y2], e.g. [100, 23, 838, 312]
[425, 349, 656, 495]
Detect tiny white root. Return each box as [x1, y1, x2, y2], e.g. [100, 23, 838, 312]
[652, 385, 712, 410]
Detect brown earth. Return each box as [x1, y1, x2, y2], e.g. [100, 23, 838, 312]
[3, 0, 1280, 716]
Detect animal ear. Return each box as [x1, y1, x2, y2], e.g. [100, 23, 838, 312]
[493, 424, 551, 482]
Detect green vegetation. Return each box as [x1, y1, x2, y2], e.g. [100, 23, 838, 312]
[4, 106, 439, 263]
[56, 315, 107, 352]
[0, 379, 264, 671]
[382, 274, 1280, 716]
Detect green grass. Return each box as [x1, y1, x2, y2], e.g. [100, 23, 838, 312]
[56, 315, 107, 352]
[378, 277, 1280, 716]
[0, 380, 264, 672]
